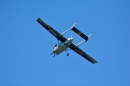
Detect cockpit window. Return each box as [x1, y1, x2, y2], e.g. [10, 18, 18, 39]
[55, 44, 57, 47]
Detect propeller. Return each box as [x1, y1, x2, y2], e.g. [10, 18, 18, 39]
[71, 34, 77, 44]
[70, 34, 73, 39]
[69, 32, 77, 44]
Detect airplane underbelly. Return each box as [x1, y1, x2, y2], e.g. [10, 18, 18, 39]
[55, 45, 68, 54]
[54, 40, 72, 55]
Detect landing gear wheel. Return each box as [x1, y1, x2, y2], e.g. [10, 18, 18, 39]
[50, 53, 53, 55]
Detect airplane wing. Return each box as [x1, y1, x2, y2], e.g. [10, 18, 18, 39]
[69, 43, 98, 64]
[37, 18, 67, 42]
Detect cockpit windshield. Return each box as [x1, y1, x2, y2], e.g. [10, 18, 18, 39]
[55, 44, 57, 47]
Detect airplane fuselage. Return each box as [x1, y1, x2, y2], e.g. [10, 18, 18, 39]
[53, 38, 73, 55]
[37, 18, 98, 63]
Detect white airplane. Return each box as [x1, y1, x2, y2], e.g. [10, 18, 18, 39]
[37, 18, 97, 64]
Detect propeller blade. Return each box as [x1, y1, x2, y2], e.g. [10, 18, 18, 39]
[71, 34, 73, 39]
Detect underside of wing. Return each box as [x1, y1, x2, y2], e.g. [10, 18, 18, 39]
[37, 18, 67, 42]
[69, 43, 98, 64]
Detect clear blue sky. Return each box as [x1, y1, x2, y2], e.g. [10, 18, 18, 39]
[0, 0, 130, 86]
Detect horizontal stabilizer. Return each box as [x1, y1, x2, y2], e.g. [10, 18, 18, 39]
[72, 27, 88, 41]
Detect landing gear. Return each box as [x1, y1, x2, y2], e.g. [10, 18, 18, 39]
[50, 52, 55, 57]
[50, 52, 53, 55]
[53, 55, 55, 57]
[66, 50, 69, 56]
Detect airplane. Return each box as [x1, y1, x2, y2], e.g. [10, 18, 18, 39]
[37, 18, 98, 64]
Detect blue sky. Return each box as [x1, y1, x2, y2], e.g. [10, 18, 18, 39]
[0, 0, 130, 86]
